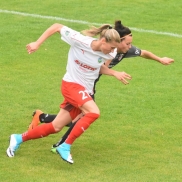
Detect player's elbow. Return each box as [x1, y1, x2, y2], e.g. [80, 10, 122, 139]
[52, 23, 64, 33]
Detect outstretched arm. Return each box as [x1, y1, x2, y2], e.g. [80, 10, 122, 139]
[26, 23, 64, 54]
[140, 50, 174, 65]
[100, 64, 132, 85]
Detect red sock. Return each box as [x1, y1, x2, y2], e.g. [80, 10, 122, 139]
[22, 123, 56, 142]
[65, 113, 99, 144]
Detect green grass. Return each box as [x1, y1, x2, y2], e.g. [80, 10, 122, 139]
[0, 1, 182, 181]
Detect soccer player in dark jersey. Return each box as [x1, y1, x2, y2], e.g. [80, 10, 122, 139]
[28, 20, 174, 152]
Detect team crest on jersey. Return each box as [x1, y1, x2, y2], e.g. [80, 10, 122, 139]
[65, 30, 70, 36]
[98, 57, 103, 63]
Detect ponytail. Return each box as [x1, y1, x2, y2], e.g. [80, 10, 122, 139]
[82, 24, 121, 43]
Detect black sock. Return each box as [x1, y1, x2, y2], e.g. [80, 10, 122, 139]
[39, 114, 72, 126]
[52, 121, 78, 147]
[39, 114, 56, 123]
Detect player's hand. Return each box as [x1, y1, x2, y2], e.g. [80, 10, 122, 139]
[26, 42, 40, 54]
[159, 57, 174, 65]
[113, 71, 132, 85]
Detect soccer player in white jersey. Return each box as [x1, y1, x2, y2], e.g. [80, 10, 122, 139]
[6, 22, 132, 164]
[27, 20, 174, 153]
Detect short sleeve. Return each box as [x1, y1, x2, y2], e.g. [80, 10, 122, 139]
[60, 26, 80, 46]
[125, 45, 141, 58]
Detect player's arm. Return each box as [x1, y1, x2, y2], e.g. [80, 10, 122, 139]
[26, 23, 64, 54]
[99, 64, 132, 85]
[140, 50, 174, 65]
[104, 60, 112, 67]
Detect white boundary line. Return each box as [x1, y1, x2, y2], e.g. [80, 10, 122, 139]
[1, 9, 182, 38]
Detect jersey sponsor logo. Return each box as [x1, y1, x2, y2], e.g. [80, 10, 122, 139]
[75, 60, 97, 71]
[135, 49, 140, 54]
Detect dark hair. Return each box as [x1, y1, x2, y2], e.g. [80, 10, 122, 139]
[114, 20, 132, 39]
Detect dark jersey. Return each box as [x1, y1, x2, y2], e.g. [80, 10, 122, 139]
[108, 45, 141, 68]
[92, 45, 141, 99]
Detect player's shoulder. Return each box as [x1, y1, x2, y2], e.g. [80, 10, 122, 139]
[61, 26, 80, 37]
[126, 45, 141, 56]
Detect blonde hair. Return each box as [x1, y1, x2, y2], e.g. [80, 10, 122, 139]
[81, 24, 121, 43]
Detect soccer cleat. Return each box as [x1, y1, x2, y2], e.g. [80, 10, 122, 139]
[6, 134, 22, 157]
[28, 109, 43, 131]
[51, 146, 57, 154]
[51, 138, 63, 154]
[56, 142, 74, 164]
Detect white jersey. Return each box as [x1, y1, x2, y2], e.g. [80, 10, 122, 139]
[60, 26, 117, 94]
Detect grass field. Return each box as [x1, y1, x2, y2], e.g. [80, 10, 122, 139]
[1, 1, 182, 181]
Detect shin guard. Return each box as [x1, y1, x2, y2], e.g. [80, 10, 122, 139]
[65, 113, 100, 144]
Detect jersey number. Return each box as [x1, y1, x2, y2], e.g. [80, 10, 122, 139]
[79, 91, 90, 100]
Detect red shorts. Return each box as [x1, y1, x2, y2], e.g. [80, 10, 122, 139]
[60, 80, 93, 120]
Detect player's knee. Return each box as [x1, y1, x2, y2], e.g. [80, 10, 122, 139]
[81, 100, 100, 114]
[53, 125, 62, 132]
[93, 113, 100, 119]
[86, 112, 100, 121]
[52, 122, 65, 132]
[89, 110, 100, 116]
[87, 106, 100, 115]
